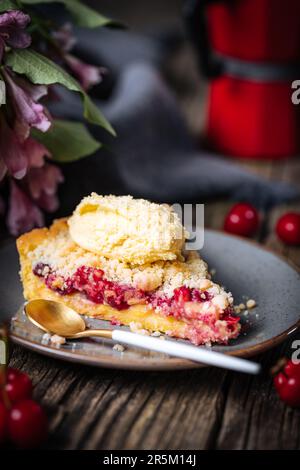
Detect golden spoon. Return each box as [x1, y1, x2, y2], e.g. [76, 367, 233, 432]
[24, 299, 260, 374]
[25, 299, 112, 339]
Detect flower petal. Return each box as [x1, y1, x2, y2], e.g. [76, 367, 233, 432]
[65, 54, 105, 90]
[14, 75, 48, 102]
[52, 23, 76, 52]
[3, 69, 51, 140]
[0, 11, 30, 29]
[0, 113, 27, 179]
[23, 137, 51, 168]
[5, 30, 31, 49]
[7, 181, 44, 236]
[0, 11, 31, 49]
[36, 192, 60, 212]
[26, 163, 63, 207]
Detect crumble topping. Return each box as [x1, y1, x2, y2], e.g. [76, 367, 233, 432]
[27, 219, 231, 300]
[68, 193, 188, 265]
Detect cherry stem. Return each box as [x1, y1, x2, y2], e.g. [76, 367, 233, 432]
[270, 357, 288, 377]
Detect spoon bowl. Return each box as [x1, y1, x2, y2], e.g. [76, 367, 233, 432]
[25, 299, 86, 336]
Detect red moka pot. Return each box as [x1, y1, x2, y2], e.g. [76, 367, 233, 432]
[185, 0, 300, 159]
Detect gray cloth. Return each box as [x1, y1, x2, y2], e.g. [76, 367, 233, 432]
[50, 28, 299, 214]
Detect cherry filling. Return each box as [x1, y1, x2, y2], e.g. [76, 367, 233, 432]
[221, 307, 240, 331]
[33, 263, 145, 310]
[32, 264, 237, 324]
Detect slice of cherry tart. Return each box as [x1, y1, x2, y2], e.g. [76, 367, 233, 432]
[17, 218, 240, 346]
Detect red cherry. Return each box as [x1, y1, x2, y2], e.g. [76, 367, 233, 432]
[284, 360, 300, 378]
[0, 402, 8, 444]
[8, 399, 48, 449]
[273, 359, 300, 408]
[173, 286, 192, 302]
[224, 203, 259, 237]
[4, 368, 33, 404]
[276, 213, 300, 245]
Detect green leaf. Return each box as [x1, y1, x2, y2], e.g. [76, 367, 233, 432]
[6, 48, 79, 88]
[32, 119, 101, 162]
[0, 0, 18, 11]
[62, 0, 113, 28]
[82, 94, 115, 136]
[20, 0, 118, 28]
[5, 49, 116, 135]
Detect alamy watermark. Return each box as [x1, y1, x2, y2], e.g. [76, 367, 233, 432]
[291, 339, 300, 364]
[173, 203, 204, 250]
[291, 80, 300, 104]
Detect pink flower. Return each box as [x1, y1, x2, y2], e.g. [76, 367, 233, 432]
[0, 10, 31, 61]
[3, 68, 51, 141]
[65, 54, 105, 90]
[52, 23, 76, 52]
[23, 137, 51, 168]
[53, 24, 105, 91]
[7, 181, 44, 236]
[0, 111, 27, 179]
[26, 163, 64, 212]
[0, 112, 51, 180]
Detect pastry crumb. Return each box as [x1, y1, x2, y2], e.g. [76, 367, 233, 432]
[129, 321, 150, 336]
[41, 333, 51, 344]
[50, 334, 66, 345]
[234, 302, 249, 314]
[246, 299, 256, 309]
[113, 343, 125, 352]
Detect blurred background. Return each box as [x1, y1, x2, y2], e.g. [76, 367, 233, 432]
[86, 0, 205, 136]
[50, 0, 299, 218]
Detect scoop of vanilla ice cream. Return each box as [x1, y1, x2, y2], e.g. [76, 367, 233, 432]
[68, 194, 187, 265]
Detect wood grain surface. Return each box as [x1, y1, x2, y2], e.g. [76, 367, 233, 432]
[6, 8, 300, 448]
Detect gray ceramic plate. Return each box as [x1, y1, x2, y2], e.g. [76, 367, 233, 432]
[2, 230, 300, 370]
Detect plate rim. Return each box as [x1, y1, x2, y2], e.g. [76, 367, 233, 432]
[9, 228, 300, 370]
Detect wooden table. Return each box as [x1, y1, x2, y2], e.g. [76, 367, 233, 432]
[7, 37, 300, 450]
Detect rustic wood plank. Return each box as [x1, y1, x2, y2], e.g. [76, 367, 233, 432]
[216, 341, 300, 450]
[9, 345, 233, 449]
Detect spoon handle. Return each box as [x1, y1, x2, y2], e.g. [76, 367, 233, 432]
[70, 329, 113, 339]
[71, 329, 260, 374]
[114, 330, 260, 374]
